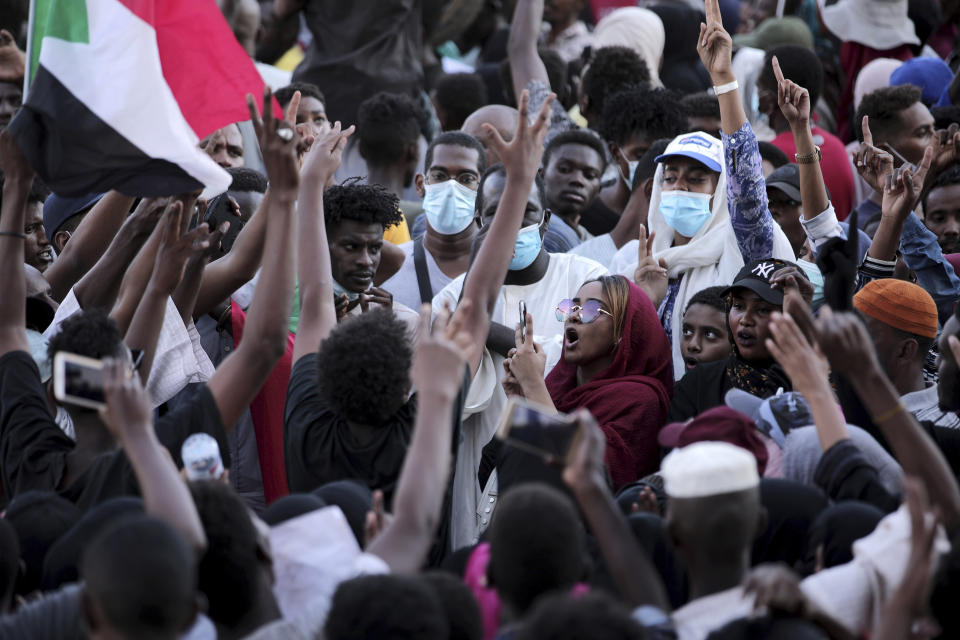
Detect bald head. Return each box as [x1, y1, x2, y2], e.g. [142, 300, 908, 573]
[462, 105, 519, 167]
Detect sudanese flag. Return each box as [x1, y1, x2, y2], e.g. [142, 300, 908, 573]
[9, 0, 268, 197]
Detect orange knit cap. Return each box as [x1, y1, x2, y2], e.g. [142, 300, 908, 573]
[853, 279, 938, 339]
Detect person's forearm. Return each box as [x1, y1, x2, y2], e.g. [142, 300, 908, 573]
[507, 0, 549, 106]
[368, 388, 455, 572]
[124, 282, 171, 387]
[0, 175, 30, 352]
[193, 193, 270, 318]
[112, 224, 165, 333]
[73, 225, 150, 311]
[44, 192, 134, 302]
[717, 88, 747, 135]
[172, 256, 208, 326]
[121, 429, 207, 551]
[866, 213, 905, 262]
[236, 191, 297, 362]
[293, 179, 337, 360]
[850, 367, 960, 528]
[803, 386, 850, 451]
[573, 482, 670, 610]
[792, 124, 829, 220]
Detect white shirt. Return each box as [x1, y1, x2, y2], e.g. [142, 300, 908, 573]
[382, 240, 456, 311]
[569, 233, 619, 268]
[44, 288, 214, 407]
[672, 587, 755, 640]
[432, 253, 608, 548]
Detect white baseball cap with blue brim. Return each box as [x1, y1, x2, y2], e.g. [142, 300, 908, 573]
[655, 132, 724, 173]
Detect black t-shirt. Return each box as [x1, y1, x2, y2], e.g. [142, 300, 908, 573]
[579, 196, 621, 236]
[668, 359, 729, 422]
[0, 351, 228, 512]
[284, 353, 418, 504]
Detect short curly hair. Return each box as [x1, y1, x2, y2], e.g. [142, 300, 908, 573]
[323, 181, 403, 231]
[515, 593, 646, 640]
[316, 309, 412, 425]
[680, 92, 721, 121]
[356, 91, 422, 166]
[47, 308, 125, 364]
[542, 129, 608, 172]
[598, 86, 687, 148]
[854, 85, 923, 143]
[325, 575, 448, 640]
[432, 73, 489, 130]
[581, 47, 651, 120]
[274, 82, 325, 110]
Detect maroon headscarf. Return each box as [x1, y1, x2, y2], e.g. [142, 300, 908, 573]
[545, 279, 673, 489]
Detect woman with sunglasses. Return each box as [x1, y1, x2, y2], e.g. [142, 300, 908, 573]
[504, 275, 673, 487]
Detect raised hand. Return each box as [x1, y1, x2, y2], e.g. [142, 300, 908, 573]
[151, 201, 212, 294]
[99, 358, 153, 441]
[501, 356, 526, 398]
[809, 306, 881, 378]
[772, 56, 810, 131]
[769, 265, 814, 308]
[484, 89, 555, 183]
[246, 87, 300, 193]
[634, 226, 668, 307]
[510, 312, 547, 389]
[855, 116, 895, 194]
[410, 301, 473, 399]
[881, 147, 932, 224]
[766, 311, 830, 394]
[697, 0, 734, 84]
[301, 120, 355, 184]
[927, 123, 960, 179]
[280, 90, 315, 159]
[0, 30, 25, 83]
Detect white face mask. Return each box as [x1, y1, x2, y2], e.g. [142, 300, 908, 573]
[422, 180, 477, 235]
[618, 149, 640, 189]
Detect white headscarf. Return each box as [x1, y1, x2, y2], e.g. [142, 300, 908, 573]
[620, 135, 794, 378]
[593, 8, 665, 88]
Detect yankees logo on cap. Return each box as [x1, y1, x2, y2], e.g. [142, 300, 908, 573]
[722, 258, 808, 306]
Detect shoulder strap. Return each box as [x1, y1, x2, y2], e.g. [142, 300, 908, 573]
[413, 236, 433, 305]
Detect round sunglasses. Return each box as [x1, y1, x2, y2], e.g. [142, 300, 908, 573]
[555, 298, 613, 324]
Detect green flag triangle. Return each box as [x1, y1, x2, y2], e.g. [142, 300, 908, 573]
[28, 0, 90, 87]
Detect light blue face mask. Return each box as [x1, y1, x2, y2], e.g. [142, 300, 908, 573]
[423, 180, 477, 235]
[797, 259, 825, 306]
[509, 219, 544, 271]
[659, 191, 713, 238]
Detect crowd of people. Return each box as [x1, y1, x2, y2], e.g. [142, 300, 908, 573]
[2, 0, 960, 637]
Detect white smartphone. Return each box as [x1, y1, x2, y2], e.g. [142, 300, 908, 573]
[53, 352, 106, 410]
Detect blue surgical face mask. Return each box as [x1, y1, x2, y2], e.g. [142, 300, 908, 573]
[659, 191, 713, 238]
[423, 180, 477, 235]
[797, 259, 825, 306]
[509, 219, 544, 271]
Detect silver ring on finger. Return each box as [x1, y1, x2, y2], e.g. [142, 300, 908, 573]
[277, 127, 293, 142]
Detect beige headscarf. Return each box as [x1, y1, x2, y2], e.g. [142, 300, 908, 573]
[594, 8, 665, 87]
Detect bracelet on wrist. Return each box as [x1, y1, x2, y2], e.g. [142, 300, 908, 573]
[713, 79, 739, 96]
[795, 146, 822, 164]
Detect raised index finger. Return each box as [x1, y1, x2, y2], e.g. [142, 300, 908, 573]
[862, 115, 874, 148]
[704, 0, 722, 26]
[284, 90, 301, 126]
[637, 225, 649, 260]
[771, 56, 785, 85]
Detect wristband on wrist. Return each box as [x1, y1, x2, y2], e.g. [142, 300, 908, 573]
[713, 80, 739, 96]
[795, 146, 821, 164]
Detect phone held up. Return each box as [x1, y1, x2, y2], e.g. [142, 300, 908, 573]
[53, 350, 144, 411]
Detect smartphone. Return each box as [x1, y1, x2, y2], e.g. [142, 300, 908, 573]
[496, 398, 580, 465]
[53, 352, 106, 410]
[519, 300, 527, 344]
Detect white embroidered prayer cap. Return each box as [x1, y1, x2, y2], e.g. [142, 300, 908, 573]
[661, 441, 759, 499]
